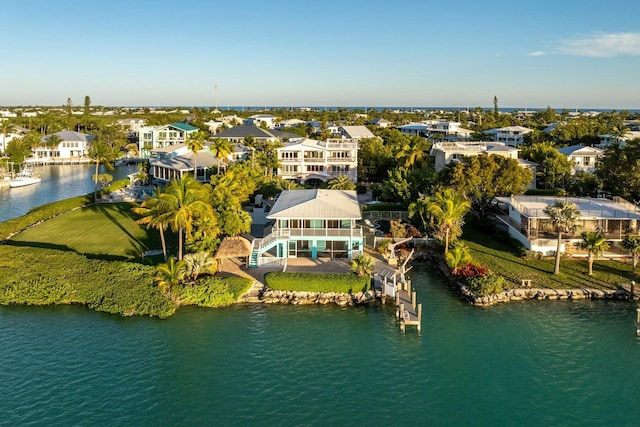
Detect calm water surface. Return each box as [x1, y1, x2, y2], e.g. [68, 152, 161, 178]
[2, 264, 639, 426]
[0, 164, 138, 222]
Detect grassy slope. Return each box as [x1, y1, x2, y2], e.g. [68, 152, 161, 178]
[462, 224, 633, 291]
[9, 202, 161, 260]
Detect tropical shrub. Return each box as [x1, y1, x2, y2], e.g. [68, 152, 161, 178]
[265, 272, 369, 293]
[178, 276, 252, 307]
[466, 273, 507, 297]
[453, 263, 488, 280]
[376, 238, 391, 255]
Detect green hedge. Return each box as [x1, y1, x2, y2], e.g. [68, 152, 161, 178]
[264, 272, 369, 293]
[179, 276, 253, 307]
[0, 178, 130, 241]
[0, 245, 177, 318]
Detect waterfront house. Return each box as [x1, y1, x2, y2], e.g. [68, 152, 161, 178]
[149, 143, 217, 182]
[215, 124, 302, 145]
[32, 130, 94, 162]
[137, 122, 200, 157]
[485, 125, 533, 146]
[496, 195, 640, 255]
[116, 118, 147, 132]
[276, 138, 358, 185]
[557, 145, 603, 174]
[396, 121, 472, 141]
[249, 189, 363, 266]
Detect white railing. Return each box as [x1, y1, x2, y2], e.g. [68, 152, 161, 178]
[258, 257, 287, 267]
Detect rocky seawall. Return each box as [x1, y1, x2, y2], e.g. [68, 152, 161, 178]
[260, 289, 380, 306]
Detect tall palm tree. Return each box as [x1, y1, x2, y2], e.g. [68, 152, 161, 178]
[621, 235, 640, 276]
[243, 135, 256, 168]
[0, 121, 14, 154]
[427, 188, 471, 254]
[185, 130, 207, 180]
[160, 175, 214, 260]
[350, 254, 374, 277]
[87, 139, 115, 203]
[327, 174, 355, 190]
[153, 256, 186, 298]
[575, 231, 609, 275]
[610, 124, 630, 143]
[543, 199, 581, 274]
[45, 134, 63, 150]
[395, 135, 430, 169]
[209, 137, 232, 175]
[132, 188, 170, 262]
[408, 193, 430, 234]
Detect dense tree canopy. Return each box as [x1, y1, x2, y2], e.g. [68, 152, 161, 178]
[596, 139, 640, 202]
[440, 154, 532, 220]
[520, 142, 572, 189]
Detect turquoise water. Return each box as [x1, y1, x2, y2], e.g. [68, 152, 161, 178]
[0, 164, 138, 222]
[2, 264, 640, 426]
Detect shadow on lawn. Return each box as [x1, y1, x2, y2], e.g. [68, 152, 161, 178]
[5, 239, 152, 264]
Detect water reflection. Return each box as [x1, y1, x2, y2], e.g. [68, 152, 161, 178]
[0, 164, 138, 222]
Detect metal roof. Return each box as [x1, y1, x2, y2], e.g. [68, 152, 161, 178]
[267, 189, 361, 220]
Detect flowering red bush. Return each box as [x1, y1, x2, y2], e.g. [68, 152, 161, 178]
[454, 263, 488, 279]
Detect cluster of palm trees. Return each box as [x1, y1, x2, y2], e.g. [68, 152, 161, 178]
[408, 187, 471, 254]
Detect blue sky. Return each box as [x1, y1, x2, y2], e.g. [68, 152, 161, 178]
[1, 0, 639, 109]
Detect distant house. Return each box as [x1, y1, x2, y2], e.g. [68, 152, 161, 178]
[557, 145, 603, 174]
[339, 125, 375, 139]
[277, 138, 358, 185]
[496, 195, 640, 255]
[246, 114, 278, 128]
[138, 122, 200, 157]
[249, 189, 364, 266]
[215, 124, 303, 144]
[366, 118, 392, 128]
[485, 126, 533, 146]
[396, 121, 471, 141]
[32, 130, 94, 161]
[116, 118, 147, 132]
[598, 131, 640, 148]
[430, 141, 536, 188]
[276, 119, 307, 129]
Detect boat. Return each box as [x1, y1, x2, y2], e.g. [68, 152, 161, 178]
[9, 169, 42, 188]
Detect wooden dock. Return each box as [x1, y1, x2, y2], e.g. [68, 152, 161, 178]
[395, 280, 422, 332]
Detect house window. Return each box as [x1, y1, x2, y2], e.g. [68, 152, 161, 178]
[306, 165, 323, 172]
[331, 165, 349, 173]
[584, 156, 591, 166]
[280, 220, 289, 229]
[281, 152, 299, 159]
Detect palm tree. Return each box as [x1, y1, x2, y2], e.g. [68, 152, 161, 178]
[0, 121, 14, 154]
[87, 140, 115, 203]
[395, 135, 430, 169]
[160, 175, 214, 260]
[445, 244, 472, 275]
[610, 124, 630, 143]
[350, 254, 375, 277]
[327, 174, 355, 190]
[408, 193, 430, 234]
[543, 200, 581, 274]
[209, 137, 232, 175]
[244, 135, 256, 168]
[45, 134, 63, 150]
[182, 251, 218, 283]
[185, 130, 207, 180]
[621, 236, 640, 276]
[575, 231, 609, 275]
[132, 188, 170, 262]
[153, 256, 186, 298]
[427, 188, 471, 254]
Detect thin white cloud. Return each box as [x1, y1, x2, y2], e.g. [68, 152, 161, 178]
[555, 32, 640, 57]
[528, 51, 546, 57]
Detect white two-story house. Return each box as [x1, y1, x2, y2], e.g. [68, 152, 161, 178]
[277, 138, 358, 185]
[32, 130, 94, 161]
[138, 122, 200, 157]
[486, 126, 533, 146]
[557, 145, 603, 174]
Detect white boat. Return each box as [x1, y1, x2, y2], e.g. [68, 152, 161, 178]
[9, 169, 42, 188]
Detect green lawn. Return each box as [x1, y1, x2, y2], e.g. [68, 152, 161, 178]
[9, 202, 162, 260]
[462, 224, 634, 291]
